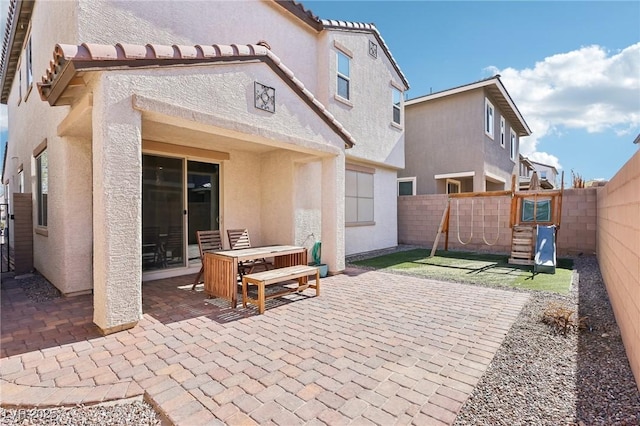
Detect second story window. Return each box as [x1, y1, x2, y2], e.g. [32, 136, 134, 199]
[485, 98, 494, 139]
[337, 51, 350, 100]
[540, 171, 547, 179]
[392, 87, 402, 125]
[510, 130, 517, 161]
[25, 36, 33, 92]
[500, 116, 505, 147]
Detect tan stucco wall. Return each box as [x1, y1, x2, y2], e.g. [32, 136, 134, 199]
[5, 0, 403, 306]
[345, 166, 399, 255]
[320, 30, 406, 170]
[3, 0, 92, 293]
[402, 89, 519, 194]
[318, 29, 405, 255]
[77, 0, 320, 94]
[596, 150, 640, 389]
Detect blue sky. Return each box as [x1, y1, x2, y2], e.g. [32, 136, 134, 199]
[1, 1, 639, 184]
[307, 0, 640, 183]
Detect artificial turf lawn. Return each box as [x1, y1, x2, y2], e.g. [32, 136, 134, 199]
[351, 249, 574, 294]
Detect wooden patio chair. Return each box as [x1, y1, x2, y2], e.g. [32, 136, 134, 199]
[227, 228, 273, 277]
[142, 226, 161, 267]
[191, 230, 223, 290]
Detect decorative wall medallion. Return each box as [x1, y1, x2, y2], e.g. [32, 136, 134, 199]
[254, 82, 275, 113]
[369, 40, 377, 58]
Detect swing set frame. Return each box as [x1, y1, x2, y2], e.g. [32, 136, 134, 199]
[429, 174, 564, 258]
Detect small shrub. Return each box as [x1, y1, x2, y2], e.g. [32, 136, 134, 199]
[542, 302, 588, 335]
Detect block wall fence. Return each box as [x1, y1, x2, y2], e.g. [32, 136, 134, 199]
[398, 152, 639, 389]
[397, 188, 597, 256]
[596, 150, 639, 390]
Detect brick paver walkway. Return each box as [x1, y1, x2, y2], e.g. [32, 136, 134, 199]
[1, 269, 529, 425]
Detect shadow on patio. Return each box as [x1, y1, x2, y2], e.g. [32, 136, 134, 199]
[0, 272, 307, 358]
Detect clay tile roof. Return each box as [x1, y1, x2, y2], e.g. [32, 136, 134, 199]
[38, 42, 355, 148]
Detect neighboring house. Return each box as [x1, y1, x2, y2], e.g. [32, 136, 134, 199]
[399, 76, 531, 195]
[519, 155, 554, 190]
[0, 0, 408, 333]
[530, 160, 558, 189]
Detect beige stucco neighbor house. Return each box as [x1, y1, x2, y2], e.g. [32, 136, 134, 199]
[399, 76, 531, 195]
[0, 0, 408, 333]
[519, 155, 555, 190]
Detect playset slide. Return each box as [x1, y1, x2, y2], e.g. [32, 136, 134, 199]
[534, 225, 556, 274]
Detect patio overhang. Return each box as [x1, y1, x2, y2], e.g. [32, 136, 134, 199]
[38, 42, 356, 149]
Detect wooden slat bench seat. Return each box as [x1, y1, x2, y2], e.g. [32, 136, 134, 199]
[241, 265, 320, 314]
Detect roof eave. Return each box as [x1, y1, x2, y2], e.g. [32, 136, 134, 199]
[38, 49, 355, 149]
[1, 0, 35, 105]
[406, 77, 532, 137]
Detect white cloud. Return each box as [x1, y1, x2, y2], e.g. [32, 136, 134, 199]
[486, 43, 640, 170]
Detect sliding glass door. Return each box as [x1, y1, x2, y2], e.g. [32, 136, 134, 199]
[187, 161, 220, 266]
[142, 155, 219, 272]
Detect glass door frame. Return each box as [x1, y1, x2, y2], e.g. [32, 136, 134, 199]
[142, 150, 222, 282]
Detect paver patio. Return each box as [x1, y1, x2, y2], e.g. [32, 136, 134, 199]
[1, 268, 529, 425]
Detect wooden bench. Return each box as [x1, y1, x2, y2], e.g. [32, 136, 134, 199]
[241, 265, 320, 314]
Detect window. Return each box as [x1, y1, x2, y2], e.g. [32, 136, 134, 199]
[18, 169, 24, 193]
[522, 199, 551, 222]
[337, 51, 350, 100]
[392, 87, 402, 125]
[510, 130, 517, 161]
[500, 116, 505, 147]
[446, 179, 461, 194]
[485, 98, 494, 139]
[25, 36, 33, 92]
[397, 177, 415, 196]
[539, 171, 547, 179]
[346, 169, 374, 224]
[36, 150, 48, 227]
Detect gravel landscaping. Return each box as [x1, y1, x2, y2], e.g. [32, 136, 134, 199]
[1, 252, 639, 425]
[453, 255, 640, 426]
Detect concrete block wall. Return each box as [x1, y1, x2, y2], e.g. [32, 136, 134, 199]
[557, 188, 598, 255]
[596, 150, 640, 389]
[398, 194, 512, 254]
[398, 190, 598, 256]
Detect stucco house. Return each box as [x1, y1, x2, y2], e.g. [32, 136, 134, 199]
[530, 159, 558, 189]
[398, 76, 531, 195]
[519, 154, 555, 190]
[0, 0, 408, 333]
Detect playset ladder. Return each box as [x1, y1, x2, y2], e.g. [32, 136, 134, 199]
[509, 225, 535, 265]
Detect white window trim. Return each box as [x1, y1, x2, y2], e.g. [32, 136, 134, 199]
[24, 32, 33, 101]
[500, 116, 505, 148]
[434, 171, 475, 180]
[485, 98, 495, 139]
[485, 171, 506, 183]
[392, 87, 402, 126]
[446, 179, 461, 194]
[397, 177, 416, 196]
[336, 51, 350, 101]
[510, 130, 517, 161]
